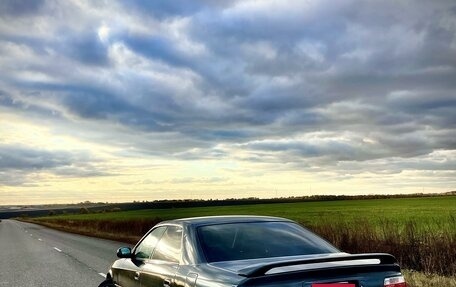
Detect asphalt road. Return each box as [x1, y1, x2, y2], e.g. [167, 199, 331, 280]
[0, 219, 130, 287]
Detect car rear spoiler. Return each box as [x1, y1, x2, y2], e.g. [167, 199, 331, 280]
[238, 253, 397, 277]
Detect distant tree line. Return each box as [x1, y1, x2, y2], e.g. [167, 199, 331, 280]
[1, 191, 454, 219]
[88, 191, 456, 212]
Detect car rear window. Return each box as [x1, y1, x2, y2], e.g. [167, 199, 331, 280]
[197, 221, 339, 262]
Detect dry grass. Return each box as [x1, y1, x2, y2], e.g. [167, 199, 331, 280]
[404, 270, 456, 287]
[307, 219, 456, 276]
[21, 218, 159, 244]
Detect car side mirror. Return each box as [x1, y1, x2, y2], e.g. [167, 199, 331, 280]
[116, 247, 132, 258]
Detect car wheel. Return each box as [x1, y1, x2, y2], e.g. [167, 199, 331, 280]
[98, 279, 115, 287]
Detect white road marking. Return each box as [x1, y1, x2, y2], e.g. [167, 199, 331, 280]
[98, 273, 107, 278]
[38, 238, 43, 241]
[53, 247, 62, 252]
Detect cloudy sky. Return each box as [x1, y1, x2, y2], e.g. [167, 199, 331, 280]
[1, 0, 455, 205]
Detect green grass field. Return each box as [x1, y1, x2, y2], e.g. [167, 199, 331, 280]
[42, 196, 456, 232]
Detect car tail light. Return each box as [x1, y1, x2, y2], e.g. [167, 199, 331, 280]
[384, 275, 407, 287]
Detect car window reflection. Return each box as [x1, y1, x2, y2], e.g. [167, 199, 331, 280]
[152, 226, 183, 263]
[197, 222, 338, 262]
[134, 226, 166, 260]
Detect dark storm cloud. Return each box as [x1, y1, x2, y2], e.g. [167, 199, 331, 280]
[0, 145, 72, 171]
[122, 0, 205, 19]
[61, 89, 165, 130]
[1, 31, 109, 67]
[122, 34, 190, 68]
[4, 80, 169, 131]
[62, 32, 110, 66]
[386, 90, 456, 116]
[242, 137, 384, 163]
[0, 0, 44, 17]
[0, 0, 455, 185]
[190, 2, 346, 45]
[121, 0, 233, 20]
[0, 145, 110, 186]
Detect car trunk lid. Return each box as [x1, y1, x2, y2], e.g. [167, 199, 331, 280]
[210, 253, 402, 287]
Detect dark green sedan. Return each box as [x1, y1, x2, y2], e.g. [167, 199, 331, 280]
[99, 216, 407, 287]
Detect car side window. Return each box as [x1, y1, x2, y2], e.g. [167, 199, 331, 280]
[151, 226, 182, 263]
[134, 226, 166, 260]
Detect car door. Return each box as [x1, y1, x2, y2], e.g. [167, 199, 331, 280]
[116, 226, 166, 287]
[140, 225, 183, 287]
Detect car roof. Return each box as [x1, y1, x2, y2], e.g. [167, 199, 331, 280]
[160, 215, 295, 227]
